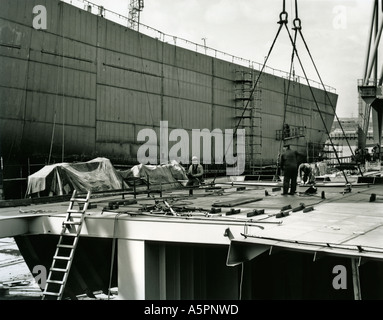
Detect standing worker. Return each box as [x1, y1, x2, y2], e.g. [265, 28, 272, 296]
[187, 156, 204, 187]
[280, 144, 300, 195]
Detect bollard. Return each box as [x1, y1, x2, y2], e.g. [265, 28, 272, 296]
[321, 191, 326, 199]
[281, 204, 292, 211]
[369, 194, 383, 202]
[247, 209, 265, 217]
[303, 206, 314, 213]
[227, 208, 241, 216]
[210, 207, 222, 214]
[292, 203, 305, 212]
[276, 211, 290, 218]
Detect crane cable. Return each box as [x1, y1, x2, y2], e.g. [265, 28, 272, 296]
[212, 1, 288, 184]
[282, 0, 350, 184]
[295, 20, 363, 177]
[276, 5, 300, 177]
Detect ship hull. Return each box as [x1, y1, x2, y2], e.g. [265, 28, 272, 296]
[0, 0, 338, 199]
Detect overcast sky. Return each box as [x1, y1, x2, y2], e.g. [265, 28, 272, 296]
[72, 0, 379, 119]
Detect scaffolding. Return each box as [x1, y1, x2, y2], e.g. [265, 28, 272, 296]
[234, 70, 263, 172]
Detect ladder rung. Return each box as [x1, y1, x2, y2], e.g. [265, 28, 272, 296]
[67, 209, 83, 214]
[54, 255, 72, 261]
[63, 221, 81, 225]
[41, 190, 91, 301]
[71, 197, 89, 202]
[60, 232, 79, 237]
[57, 244, 75, 249]
[47, 280, 64, 285]
[43, 292, 60, 297]
[50, 267, 68, 273]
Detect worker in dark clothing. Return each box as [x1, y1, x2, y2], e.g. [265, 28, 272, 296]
[282, 123, 290, 139]
[280, 145, 300, 195]
[372, 144, 381, 161]
[186, 156, 204, 187]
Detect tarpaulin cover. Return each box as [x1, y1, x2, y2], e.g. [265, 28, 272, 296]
[119, 160, 188, 189]
[26, 158, 127, 196]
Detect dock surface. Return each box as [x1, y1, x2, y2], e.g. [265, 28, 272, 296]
[1, 175, 383, 300]
[1, 176, 382, 252]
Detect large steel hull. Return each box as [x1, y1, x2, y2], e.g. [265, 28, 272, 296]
[0, 0, 338, 199]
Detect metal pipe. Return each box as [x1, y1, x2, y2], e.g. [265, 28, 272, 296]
[351, 258, 362, 300]
[365, 11, 383, 83]
[379, 63, 383, 86]
[364, 1, 377, 83]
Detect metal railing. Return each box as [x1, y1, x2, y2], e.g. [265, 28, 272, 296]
[62, 0, 336, 93]
[276, 126, 306, 141]
[358, 78, 379, 86]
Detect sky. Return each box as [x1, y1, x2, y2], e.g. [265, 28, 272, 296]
[70, 0, 379, 119]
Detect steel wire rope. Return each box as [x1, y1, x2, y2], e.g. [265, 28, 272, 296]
[281, 14, 350, 184]
[275, 12, 300, 177]
[296, 27, 363, 176]
[293, 0, 361, 174]
[211, 4, 288, 184]
[291, 2, 306, 155]
[293, 0, 362, 176]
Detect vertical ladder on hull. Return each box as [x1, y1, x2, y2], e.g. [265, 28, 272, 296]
[42, 190, 92, 300]
[252, 81, 263, 170]
[234, 70, 263, 173]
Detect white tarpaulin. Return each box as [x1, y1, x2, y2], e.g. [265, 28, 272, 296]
[26, 157, 127, 197]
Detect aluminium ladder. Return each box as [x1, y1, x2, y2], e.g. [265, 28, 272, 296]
[42, 190, 92, 300]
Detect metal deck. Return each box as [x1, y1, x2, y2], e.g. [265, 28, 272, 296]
[1, 175, 382, 253]
[1, 174, 383, 299]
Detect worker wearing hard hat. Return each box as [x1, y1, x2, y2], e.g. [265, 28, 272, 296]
[187, 156, 204, 187]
